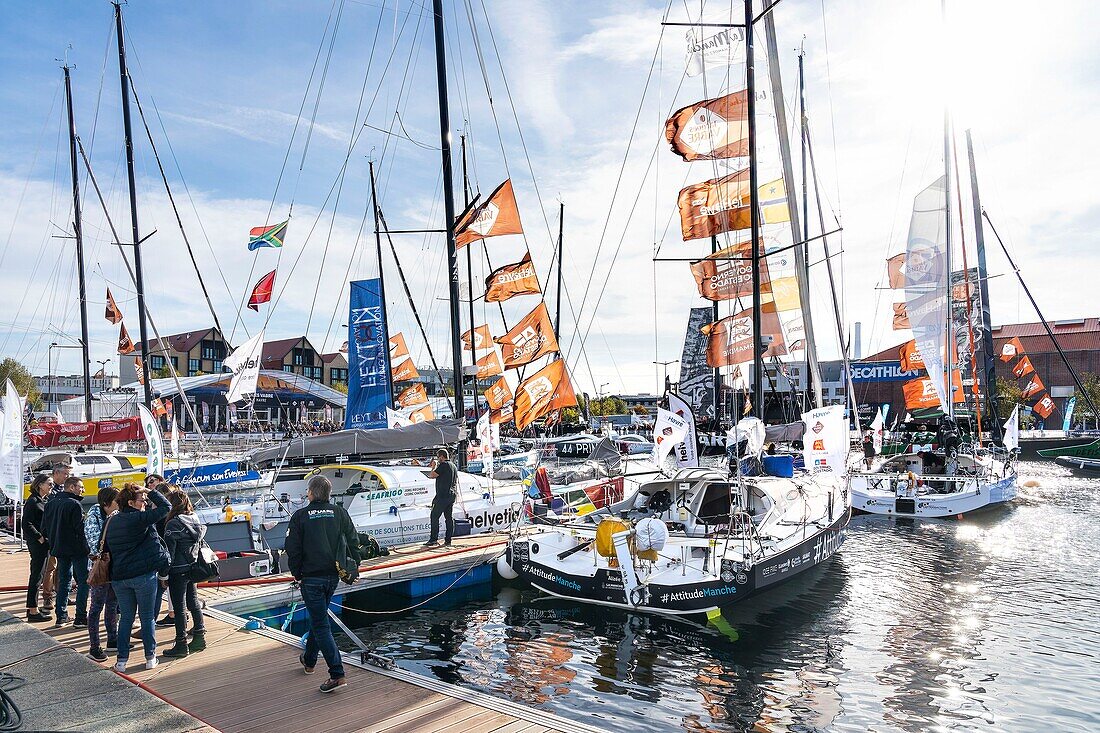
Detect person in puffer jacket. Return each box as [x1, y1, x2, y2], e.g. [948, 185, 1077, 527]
[161, 492, 207, 658]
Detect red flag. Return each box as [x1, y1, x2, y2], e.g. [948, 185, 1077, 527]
[105, 288, 123, 324]
[248, 270, 276, 311]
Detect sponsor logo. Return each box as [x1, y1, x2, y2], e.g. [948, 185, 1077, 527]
[813, 439, 824, 451]
[467, 505, 521, 530]
[524, 563, 582, 591]
[523, 376, 553, 403]
[811, 421, 824, 434]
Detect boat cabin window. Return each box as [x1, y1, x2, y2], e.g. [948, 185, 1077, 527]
[118, 457, 134, 470]
[75, 455, 111, 465]
[697, 482, 734, 524]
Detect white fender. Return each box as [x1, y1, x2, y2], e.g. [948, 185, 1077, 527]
[496, 554, 519, 580]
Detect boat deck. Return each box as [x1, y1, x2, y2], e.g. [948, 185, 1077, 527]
[0, 533, 584, 733]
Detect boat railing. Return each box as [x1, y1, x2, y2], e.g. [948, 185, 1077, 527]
[854, 471, 987, 496]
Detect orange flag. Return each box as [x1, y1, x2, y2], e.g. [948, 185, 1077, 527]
[151, 398, 168, 417]
[462, 324, 493, 352]
[485, 252, 541, 302]
[677, 169, 751, 241]
[118, 323, 135, 355]
[484, 377, 513, 410]
[408, 404, 435, 423]
[476, 350, 504, 379]
[665, 90, 748, 161]
[689, 240, 770, 301]
[392, 359, 420, 382]
[134, 357, 145, 385]
[496, 302, 559, 369]
[1021, 375, 1045, 399]
[388, 332, 409, 361]
[1012, 356, 1035, 378]
[886, 254, 906, 289]
[105, 288, 123, 324]
[454, 179, 523, 249]
[396, 383, 429, 408]
[999, 337, 1024, 362]
[902, 377, 942, 410]
[892, 303, 910, 330]
[1033, 394, 1057, 419]
[702, 306, 786, 367]
[490, 402, 514, 425]
[898, 340, 925, 372]
[513, 359, 577, 431]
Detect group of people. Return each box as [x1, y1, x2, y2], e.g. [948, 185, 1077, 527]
[22, 466, 207, 671]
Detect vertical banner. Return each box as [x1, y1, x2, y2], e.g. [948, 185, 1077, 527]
[137, 404, 165, 478]
[224, 330, 265, 403]
[0, 380, 23, 501]
[1003, 405, 1019, 451]
[346, 279, 393, 430]
[667, 392, 699, 468]
[1063, 396, 1077, 432]
[801, 405, 847, 472]
[476, 412, 495, 477]
[678, 307, 716, 420]
[652, 408, 689, 467]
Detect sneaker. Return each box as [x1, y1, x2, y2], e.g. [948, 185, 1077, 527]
[443, 541, 452, 547]
[319, 677, 347, 693]
[423, 541, 439, 547]
[106, 638, 117, 651]
[88, 647, 108, 662]
[113, 660, 128, 673]
[26, 612, 51, 622]
[54, 614, 70, 626]
[155, 615, 175, 627]
[145, 656, 159, 670]
[72, 616, 88, 629]
[299, 654, 315, 675]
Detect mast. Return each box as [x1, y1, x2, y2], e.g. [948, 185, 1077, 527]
[745, 0, 764, 417]
[555, 202, 564, 337]
[114, 3, 152, 408]
[763, 5, 821, 408]
[62, 65, 93, 421]
[964, 130, 1001, 442]
[711, 234, 721, 424]
[368, 161, 394, 408]
[798, 47, 809, 410]
[943, 109, 954, 420]
[460, 136, 480, 423]
[430, 0, 466, 463]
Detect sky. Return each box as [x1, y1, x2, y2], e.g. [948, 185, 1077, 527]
[1, 0, 1098, 398]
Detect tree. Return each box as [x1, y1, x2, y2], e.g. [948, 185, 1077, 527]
[589, 396, 627, 416]
[0, 357, 41, 408]
[1073, 372, 1100, 429]
[632, 405, 650, 415]
[331, 381, 349, 395]
[994, 377, 1022, 420]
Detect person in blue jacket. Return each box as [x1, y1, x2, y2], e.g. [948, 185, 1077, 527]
[103, 483, 170, 672]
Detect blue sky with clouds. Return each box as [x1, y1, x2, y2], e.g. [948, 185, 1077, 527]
[2, 0, 1098, 396]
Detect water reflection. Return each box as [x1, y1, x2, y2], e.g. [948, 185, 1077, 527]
[330, 463, 1099, 732]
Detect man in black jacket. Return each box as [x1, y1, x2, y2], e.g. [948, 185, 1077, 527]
[41, 476, 89, 626]
[285, 475, 360, 693]
[425, 449, 457, 547]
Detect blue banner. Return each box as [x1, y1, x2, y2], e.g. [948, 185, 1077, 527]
[165, 461, 260, 490]
[849, 361, 922, 383]
[345, 279, 392, 430]
[1063, 396, 1076, 432]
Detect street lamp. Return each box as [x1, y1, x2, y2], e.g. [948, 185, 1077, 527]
[598, 383, 610, 399]
[653, 359, 679, 394]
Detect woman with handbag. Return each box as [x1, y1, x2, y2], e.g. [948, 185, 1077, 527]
[21, 475, 53, 622]
[162, 492, 207, 658]
[84, 487, 120, 662]
[103, 483, 170, 672]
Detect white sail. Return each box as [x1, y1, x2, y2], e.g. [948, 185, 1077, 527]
[904, 177, 951, 412]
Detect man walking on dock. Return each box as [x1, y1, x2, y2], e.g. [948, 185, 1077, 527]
[41, 476, 90, 626]
[425, 449, 458, 547]
[285, 475, 360, 693]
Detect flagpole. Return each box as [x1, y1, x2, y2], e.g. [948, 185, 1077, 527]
[114, 3, 153, 408]
[555, 202, 564, 338]
[369, 161, 395, 409]
[745, 0, 764, 419]
[63, 64, 93, 422]
[460, 136, 480, 424]
[431, 0, 467, 466]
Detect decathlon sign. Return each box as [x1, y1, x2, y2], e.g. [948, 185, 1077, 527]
[848, 361, 921, 383]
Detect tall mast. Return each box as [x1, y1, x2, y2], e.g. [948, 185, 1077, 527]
[711, 234, 721, 424]
[797, 46, 811, 411]
[555, 202, 564, 337]
[114, 3, 152, 408]
[943, 113, 954, 419]
[459, 136, 480, 423]
[368, 161, 394, 408]
[964, 131, 1001, 442]
[745, 0, 763, 416]
[62, 65, 93, 421]
[431, 0, 466, 460]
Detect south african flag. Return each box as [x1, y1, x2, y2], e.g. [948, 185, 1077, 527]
[247, 220, 288, 251]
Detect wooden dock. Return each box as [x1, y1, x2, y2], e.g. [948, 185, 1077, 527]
[0, 533, 592, 733]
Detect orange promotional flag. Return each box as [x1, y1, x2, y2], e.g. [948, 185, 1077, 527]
[484, 252, 541, 302]
[391, 359, 420, 382]
[396, 383, 429, 408]
[484, 377, 513, 410]
[151, 398, 168, 417]
[388, 332, 409, 361]
[454, 179, 523, 249]
[462, 324, 493, 352]
[490, 402, 514, 425]
[408, 404, 435, 423]
[677, 168, 751, 241]
[886, 254, 906, 289]
[1021, 375, 1045, 399]
[664, 89, 749, 161]
[701, 305, 786, 367]
[513, 359, 577, 431]
[999, 337, 1025, 362]
[892, 303, 910, 330]
[1012, 355, 1035, 378]
[118, 323, 135, 355]
[1033, 394, 1057, 419]
[902, 377, 942, 410]
[689, 240, 770, 301]
[134, 357, 145, 385]
[898, 340, 925, 372]
[496, 302, 560, 368]
[105, 288, 123, 324]
[476, 350, 504, 379]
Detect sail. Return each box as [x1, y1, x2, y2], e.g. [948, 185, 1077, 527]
[903, 177, 951, 412]
[678, 307, 715, 420]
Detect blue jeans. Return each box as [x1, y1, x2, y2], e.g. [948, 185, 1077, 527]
[54, 554, 89, 620]
[299, 576, 344, 679]
[87, 582, 117, 650]
[112, 572, 159, 661]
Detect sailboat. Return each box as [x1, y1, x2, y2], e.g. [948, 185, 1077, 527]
[498, 1, 851, 618]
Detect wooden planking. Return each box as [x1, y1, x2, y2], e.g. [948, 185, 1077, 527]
[0, 541, 565, 733]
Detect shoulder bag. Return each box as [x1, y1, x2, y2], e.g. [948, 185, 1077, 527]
[188, 539, 220, 583]
[332, 509, 360, 585]
[88, 513, 113, 587]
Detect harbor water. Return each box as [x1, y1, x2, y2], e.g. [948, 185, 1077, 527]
[334, 461, 1099, 732]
